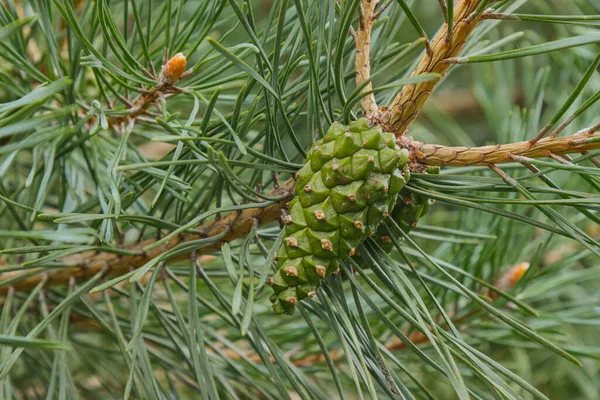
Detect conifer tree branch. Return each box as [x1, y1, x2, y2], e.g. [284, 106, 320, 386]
[412, 125, 600, 166]
[2, 126, 600, 294]
[4, 0, 599, 395]
[0, 179, 295, 295]
[380, 0, 485, 136]
[356, 0, 380, 119]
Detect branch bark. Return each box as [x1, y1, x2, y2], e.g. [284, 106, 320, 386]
[414, 127, 600, 166]
[380, 0, 484, 136]
[356, 0, 380, 119]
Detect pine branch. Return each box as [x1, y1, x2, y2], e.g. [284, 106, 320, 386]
[0, 179, 295, 294]
[2, 0, 597, 319]
[379, 0, 485, 136]
[356, 0, 380, 119]
[3, 126, 599, 293]
[2, 1, 600, 396]
[103, 53, 189, 126]
[413, 124, 600, 166]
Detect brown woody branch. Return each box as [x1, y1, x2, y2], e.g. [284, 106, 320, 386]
[413, 126, 600, 166]
[380, 0, 485, 136]
[0, 180, 295, 295]
[355, 0, 380, 119]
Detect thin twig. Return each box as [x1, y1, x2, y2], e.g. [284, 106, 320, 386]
[480, 12, 519, 21]
[581, 150, 600, 169]
[105, 53, 188, 127]
[437, 0, 448, 22]
[372, 0, 392, 20]
[548, 116, 576, 139]
[0, 180, 295, 295]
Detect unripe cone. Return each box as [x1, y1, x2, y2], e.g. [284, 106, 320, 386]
[269, 119, 410, 315]
[375, 166, 438, 252]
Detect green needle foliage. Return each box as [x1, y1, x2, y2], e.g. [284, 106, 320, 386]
[0, 0, 599, 399]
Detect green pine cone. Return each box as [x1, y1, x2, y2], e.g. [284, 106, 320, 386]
[268, 119, 410, 315]
[374, 166, 438, 252]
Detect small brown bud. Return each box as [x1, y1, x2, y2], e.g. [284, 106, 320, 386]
[285, 297, 298, 306]
[347, 193, 357, 202]
[160, 53, 186, 83]
[344, 132, 352, 138]
[284, 266, 299, 276]
[315, 265, 326, 278]
[314, 211, 326, 220]
[283, 215, 293, 224]
[380, 236, 392, 244]
[332, 163, 340, 171]
[348, 248, 356, 256]
[332, 268, 340, 275]
[285, 237, 298, 247]
[304, 184, 312, 192]
[368, 156, 375, 163]
[320, 239, 333, 251]
[273, 255, 279, 261]
[496, 262, 530, 290]
[354, 221, 363, 229]
[382, 210, 389, 217]
[307, 291, 316, 298]
[267, 277, 275, 286]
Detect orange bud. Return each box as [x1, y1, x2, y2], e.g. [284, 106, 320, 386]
[161, 53, 186, 83]
[496, 262, 530, 291]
